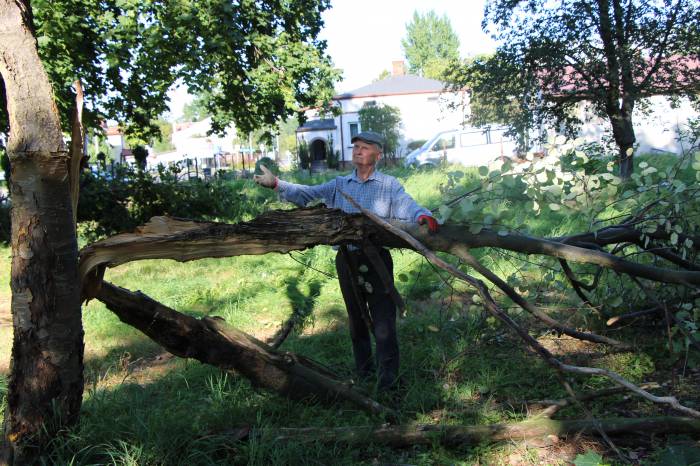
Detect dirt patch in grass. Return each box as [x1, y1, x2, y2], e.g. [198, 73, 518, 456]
[499, 435, 607, 466]
[85, 351, 180, 389]
[538, 334, 607, 363]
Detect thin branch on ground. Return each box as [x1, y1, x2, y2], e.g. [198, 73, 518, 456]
[338, 191, 700, 418]
[529, 382, 661, 418]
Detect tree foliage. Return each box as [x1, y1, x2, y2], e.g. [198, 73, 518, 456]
[447, 0, 700, 177]
[180, 92, 211, 123]
[0, 0, 340, 140]
[131, 145, 148, 170]
[401, 10, 460, 80]
[277, 116, 300, 161]
[374, 69, 391, 82]
[77, 163, 258, 242]
[436, 133, 700, 365]
[150, 120, 175, 154]
[358, 103, 402, 158]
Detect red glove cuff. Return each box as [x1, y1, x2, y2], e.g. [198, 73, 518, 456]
[417, 215, 438, 233]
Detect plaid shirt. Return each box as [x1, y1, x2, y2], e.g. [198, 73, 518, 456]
[276, 169, 430, 223]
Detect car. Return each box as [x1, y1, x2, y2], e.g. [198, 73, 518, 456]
[404, 126, 517, 168]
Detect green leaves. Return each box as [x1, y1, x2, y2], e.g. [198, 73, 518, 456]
[573, 450, 609, 466]
[26, 0, 339, 139]
[401, 10, 460, 79]
[446, 0, 700, 174]
[358, 103, 402, 157]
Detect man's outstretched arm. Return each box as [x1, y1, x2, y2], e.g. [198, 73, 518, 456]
[254, 165, 335, 208]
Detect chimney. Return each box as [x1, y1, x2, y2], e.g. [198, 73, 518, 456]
[392, 60, 406, 77]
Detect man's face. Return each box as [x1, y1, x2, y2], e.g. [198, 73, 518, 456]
[352, 140, 382, 167]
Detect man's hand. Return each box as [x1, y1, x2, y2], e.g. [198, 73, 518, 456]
[253, 165, 277, 189]
[417, 215, 438, 233]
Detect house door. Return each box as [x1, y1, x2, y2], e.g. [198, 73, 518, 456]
[310, 139, 327, 161]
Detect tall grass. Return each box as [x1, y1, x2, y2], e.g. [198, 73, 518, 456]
[0, 159, 684, 464]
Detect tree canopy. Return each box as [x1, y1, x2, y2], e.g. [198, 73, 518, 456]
[0, 0, 340, 140]
[401, 10, 460, 80]
[358, 103, 402, 158]
[446, 0, 700, 177]
[180, 92, 211, 123]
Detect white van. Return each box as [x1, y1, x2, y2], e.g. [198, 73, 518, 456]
[404, 126, 517, 168]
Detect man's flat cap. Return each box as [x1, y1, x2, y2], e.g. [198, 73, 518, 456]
[351, 131, 385, 151]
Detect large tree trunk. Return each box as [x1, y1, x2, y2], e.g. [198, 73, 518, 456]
[609, 100, 636, 179]
[96, 282, 393, 418]
[596, 0, 637, 179]
[0, 1, 83, 464]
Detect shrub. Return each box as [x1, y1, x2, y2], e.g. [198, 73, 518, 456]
[77, 163, 250, 242]
[327, 147, 340, 169]
[132, 145, 148, 170]
[297, 141, 309, 170]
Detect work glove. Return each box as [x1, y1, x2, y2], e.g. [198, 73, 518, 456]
[417, 214, 438, 233]
[253, 165, 278, 189]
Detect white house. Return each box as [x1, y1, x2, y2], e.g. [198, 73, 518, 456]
[149, 118, 237, 172]
[297, 61, 463, 168]
[576, 96, 699, 155]
[104, 124, 130, 164]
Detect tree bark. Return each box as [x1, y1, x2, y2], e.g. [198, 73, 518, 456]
[267, 416, 700, 447]
[596, 0, 637, 179]
[96, 282, 394, 418]
[69, 80, 84, 226]
[79, 212, 700, 302]
[0, 1, 83, 464]
[611, 106, 636, 179]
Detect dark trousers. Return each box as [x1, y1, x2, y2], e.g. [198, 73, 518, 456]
[335, 247, 398, 388]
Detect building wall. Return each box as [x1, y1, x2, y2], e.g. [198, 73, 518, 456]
[577, 96, 698, 155]
[105, 133, 125, 163]
[333, 91, 464, 161]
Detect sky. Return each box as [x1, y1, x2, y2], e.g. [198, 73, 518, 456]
[168, 0, 496, 119]
[321, 0, 496, 93]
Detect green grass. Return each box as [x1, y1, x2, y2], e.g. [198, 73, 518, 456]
[0, 160, 694, 464]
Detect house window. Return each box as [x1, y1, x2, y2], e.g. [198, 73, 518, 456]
[349, 123, 359, 139]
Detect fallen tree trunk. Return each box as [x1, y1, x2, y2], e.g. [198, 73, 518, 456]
[266, 416, 700, 447]
[79, 209, 700, 300]
[79, 208, 700, 423]
[79, 210, 628, 349]
[344, 193, 700, 417]
[95, 281, 394, 418]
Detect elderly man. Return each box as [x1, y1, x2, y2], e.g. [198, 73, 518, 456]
[254, 131, 437, 391]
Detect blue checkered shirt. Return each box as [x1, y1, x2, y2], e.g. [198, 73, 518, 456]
[276, 169, 430, 223]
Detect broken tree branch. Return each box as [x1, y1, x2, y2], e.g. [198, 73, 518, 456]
[69, 79, 84, 226]
[79, 209, 700, 302]
[447, 243, 627, 348]
[529, 382, 661, 418]
[337, 190, 625, 348]
[95, 281, 394, 418]
[266, 416, 700, 447]
[337, 194, 700, 418]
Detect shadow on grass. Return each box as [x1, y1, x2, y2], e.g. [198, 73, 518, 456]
[36, 256, 626, 465]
